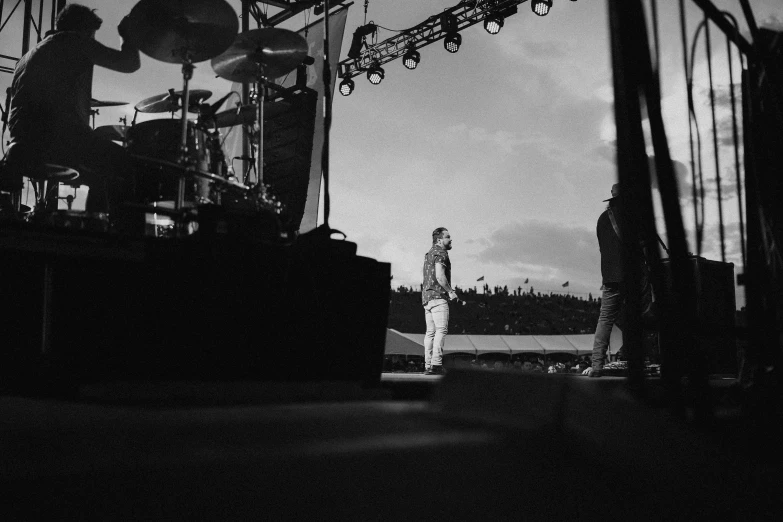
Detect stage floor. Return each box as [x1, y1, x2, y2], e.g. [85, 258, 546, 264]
[0, 368, 774, 520]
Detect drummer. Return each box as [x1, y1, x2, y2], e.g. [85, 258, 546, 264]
[2, 4, 140, 214]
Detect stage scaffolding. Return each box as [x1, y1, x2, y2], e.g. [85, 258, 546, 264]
[610, 0, 782, 423]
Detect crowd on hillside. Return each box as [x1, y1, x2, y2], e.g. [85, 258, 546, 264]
[388, 284, 601, 335]
[383, 353, 596, 374]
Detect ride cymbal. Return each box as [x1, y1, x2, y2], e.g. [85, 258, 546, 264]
[211, 28, 308, 82]
[125, 0, 238, 64]
[135, 90, 213, 113]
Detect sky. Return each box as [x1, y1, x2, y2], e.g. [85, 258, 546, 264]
[2, 0, 782, 306]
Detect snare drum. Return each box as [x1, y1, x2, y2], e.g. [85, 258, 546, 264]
[126, 119, 214, 206]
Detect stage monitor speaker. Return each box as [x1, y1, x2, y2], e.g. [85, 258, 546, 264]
[263, 87, 318, 232]
[659, 256, 737, 375]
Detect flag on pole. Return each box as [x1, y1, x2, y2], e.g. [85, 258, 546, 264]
[477, 276, 484, 281]
[562, 281, 569, 287]
[524, 278, 529, 284]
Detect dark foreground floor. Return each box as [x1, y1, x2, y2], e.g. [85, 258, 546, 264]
[1, 369, 779, 520]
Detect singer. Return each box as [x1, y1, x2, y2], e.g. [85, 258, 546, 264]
[421, 227, 458, 375]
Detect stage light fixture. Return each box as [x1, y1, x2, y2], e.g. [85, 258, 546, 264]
[441, 12, 461, 54]
[402, 48, 420, 70]
[367, 64, 385, 85]
[444, 32, 462, 53]
[484, 14, 504, 35]
[339, 77, 355, 96]
[532, 0, 552, 16]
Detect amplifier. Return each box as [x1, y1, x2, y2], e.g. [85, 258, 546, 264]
[659, 256, 737, 375]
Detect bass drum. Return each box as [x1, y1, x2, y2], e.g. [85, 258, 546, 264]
[126, 119, 214, 207]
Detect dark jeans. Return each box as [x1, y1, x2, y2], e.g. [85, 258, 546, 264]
[7, 130, 133, 213]
[592, 282, 625, 370]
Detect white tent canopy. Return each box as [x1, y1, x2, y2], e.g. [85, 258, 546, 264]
[501, 336, 546, 354]
[386, 330, 624, 357]
[469, 335, 511, 355]
[385, 329, 425, 356]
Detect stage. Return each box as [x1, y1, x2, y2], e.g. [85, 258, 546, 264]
[0, 368, 774, 519]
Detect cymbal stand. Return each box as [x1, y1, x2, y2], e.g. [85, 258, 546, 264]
[176, 54, 196, 215]
[254, 76, 267, 188]
[90, 108, 99, 129]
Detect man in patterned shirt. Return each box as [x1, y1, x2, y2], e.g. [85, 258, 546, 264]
[421, 227, 458, 375]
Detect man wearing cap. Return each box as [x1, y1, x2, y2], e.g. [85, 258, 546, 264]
[421, 227, 458, 375]
[584, 183, 625, 377]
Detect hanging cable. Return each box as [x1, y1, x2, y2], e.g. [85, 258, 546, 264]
[704, 17, 727, 262]
[679, 0, 701, 256]
[722, 11, 746, 272]
[650, 0, 660, 83]
[688, 18, 708, 256]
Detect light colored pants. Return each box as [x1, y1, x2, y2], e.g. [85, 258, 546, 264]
[592, 283, 624, 370]
[424, 298, 449, 369]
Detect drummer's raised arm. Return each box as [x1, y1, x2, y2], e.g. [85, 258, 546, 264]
[85, 17, 140, 74]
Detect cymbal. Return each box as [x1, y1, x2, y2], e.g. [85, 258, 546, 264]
[211, 102, 290, 128]
[125, 0, 238, 64]
[91, 99, 128, 107]
[211, 28, 308, 82]
[135, 89, 212, 113]
[93, 125, 131, 141]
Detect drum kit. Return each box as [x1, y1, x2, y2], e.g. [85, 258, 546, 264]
[84, 0, 308, 238]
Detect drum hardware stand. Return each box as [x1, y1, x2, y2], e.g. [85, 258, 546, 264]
[90, 108, 99, 129]
[56, 191, 76, 210]
[253, 76, 268, 188]
[175, 51, 196, 217]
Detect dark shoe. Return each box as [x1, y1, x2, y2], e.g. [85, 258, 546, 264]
[430, 365, 445, 375]
[589, 369, 602, 378]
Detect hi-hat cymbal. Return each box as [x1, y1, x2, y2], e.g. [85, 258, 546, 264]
[94, 125, 131, 141]
[135, 90, 213, 113]
[125, 0, 238, 64]
[211, 102, 290, 128]
[91, 99, 128, 107]
[211, 28, 308, 82]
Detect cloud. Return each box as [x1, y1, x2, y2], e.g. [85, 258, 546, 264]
[593, 141, 691, 195]
[442, 123, 525, 156]
[474, 221, 600, 285]
[695, 222, 745, 265]
[759, 14, 783, 32]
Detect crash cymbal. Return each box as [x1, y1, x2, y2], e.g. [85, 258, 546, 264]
[93, 125, 131, 141]
[125, 0, 238, 64]
[211, 102, 289, 128]
[135, 90, 212, 113]
[211, 28, 308, 82]
[90, 99, 128, 107]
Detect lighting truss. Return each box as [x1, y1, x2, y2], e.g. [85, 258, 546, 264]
[245, 0, 349, 28]
[338, 0, 531, 81]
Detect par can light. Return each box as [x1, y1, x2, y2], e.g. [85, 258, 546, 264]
[403, 48, 420, 70]
[367, 64, 385, 85]
[339, 77, 354, 96]
[444, 32, 462, 53]
[532, 0, 553, 16]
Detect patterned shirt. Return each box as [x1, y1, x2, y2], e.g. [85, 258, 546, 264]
[422, 245, 451, 305]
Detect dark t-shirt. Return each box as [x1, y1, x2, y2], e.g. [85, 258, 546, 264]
[422, 245, 451, 305]
[9, 31, 139, 163]
[10, 32, 95, 147]
[597, 206, 625, 284]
